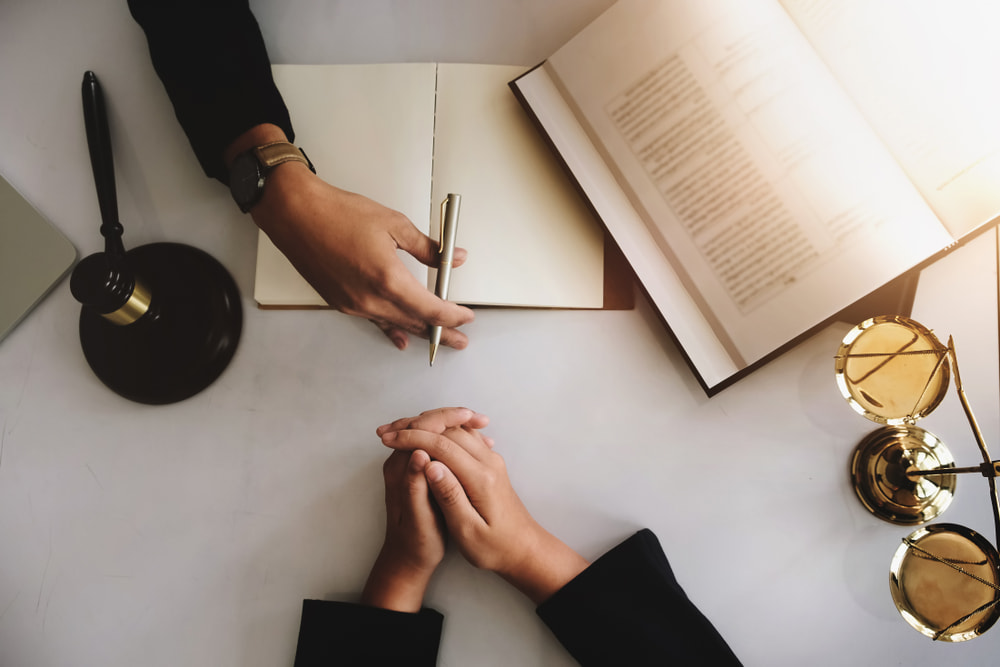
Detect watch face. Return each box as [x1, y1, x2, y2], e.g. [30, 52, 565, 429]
[229, 151, 264, 212]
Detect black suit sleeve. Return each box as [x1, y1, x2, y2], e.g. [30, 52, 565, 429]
[291, 530, 737, 665]
[126, 0, 293, 183]
[292, 599, 443, 667]
[537, 529, 742, 666]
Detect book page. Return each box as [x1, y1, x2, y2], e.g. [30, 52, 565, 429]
[255, 64, 436, 307]
[431, 64, 604, 308]
[545, 0, 951, 364]
[781, 0, 1000, 237]
[514, 68, 740, 387]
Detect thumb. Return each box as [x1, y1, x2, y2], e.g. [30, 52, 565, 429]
[424, 461, 480, 528]
[406, 450, 432, 503]
[394, 223, 469, 269]
[405, 450, 441, 530]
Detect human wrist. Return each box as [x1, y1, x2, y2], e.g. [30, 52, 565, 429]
[497, 530, 589, 605]
[228, 133, 314, 215]
[223, 123, 290, 170]
[246, 158, 315, 225]
[360, 551, 437, 613]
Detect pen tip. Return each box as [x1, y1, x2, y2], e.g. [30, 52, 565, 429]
[429, 343, 438, 367]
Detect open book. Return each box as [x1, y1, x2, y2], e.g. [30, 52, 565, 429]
[255, 63, 631, 310]
[511, 0, 1000, 394]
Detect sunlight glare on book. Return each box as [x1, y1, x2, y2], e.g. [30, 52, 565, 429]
[511, 0, 1000, 393]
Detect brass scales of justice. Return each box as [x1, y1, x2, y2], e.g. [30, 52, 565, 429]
[836, 315, 1000, 642]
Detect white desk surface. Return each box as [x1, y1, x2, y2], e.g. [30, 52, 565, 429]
[2, 2, 999, 665]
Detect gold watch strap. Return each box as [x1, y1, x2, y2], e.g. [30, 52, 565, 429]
[253, 141, 311, 170]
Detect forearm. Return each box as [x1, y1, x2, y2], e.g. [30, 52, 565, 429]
[222, 122, 311, 228]
[498, 529, 589, 605]
[294, 599, 442, 667]
[537, 530, 742, 666]
[361, 552, 435, 614]
[127, 0, 292, 182]
[222, 123, 289, 168]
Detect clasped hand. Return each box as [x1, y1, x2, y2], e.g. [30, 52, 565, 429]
[363, 408, 588, 612]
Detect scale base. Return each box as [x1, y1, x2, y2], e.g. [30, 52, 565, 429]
[851, 426, 956, 525]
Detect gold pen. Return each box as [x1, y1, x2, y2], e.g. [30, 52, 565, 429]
[430, 193, 461, 366]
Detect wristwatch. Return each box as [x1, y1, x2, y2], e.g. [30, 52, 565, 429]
[228, 141, 315, 213]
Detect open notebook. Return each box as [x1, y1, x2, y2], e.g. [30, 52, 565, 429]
[254, 63, 633, 310]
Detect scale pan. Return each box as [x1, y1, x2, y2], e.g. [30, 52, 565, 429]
[835, 316, 949, 425]
[890, 523, 1000, 641]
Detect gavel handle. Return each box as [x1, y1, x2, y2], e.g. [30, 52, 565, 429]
[81, 70, 124, 260]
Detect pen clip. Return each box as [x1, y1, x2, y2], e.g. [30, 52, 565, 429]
[438, 197, 447, 254]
